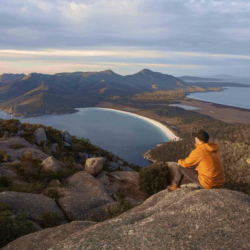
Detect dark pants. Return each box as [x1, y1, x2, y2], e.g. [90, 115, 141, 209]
[173, 164, 202, 187]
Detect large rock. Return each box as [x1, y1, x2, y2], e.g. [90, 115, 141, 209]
[34, 128, 47, 145]
[3, 189, 250, 250]
[0, 191, 65, 223]
[61, 130, 72, 143]
[0, 137, 48, 161]
[109, 161, 119, 170]
[78, 152, 88, 162]
[85, 157, 104, 176]
[56, 171, 113, 221]
[2, 221, 95, 250]
[0, 164, 17, 177]
[41, 156, 62, 172]
[106, 171, 147, 201]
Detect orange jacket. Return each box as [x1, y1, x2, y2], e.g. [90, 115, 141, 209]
[178, 143, 225, 189]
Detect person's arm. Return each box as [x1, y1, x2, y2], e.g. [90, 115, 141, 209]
[178, 148, 202, 168]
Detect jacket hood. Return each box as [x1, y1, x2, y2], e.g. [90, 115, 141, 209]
[196, 143, 219, 152]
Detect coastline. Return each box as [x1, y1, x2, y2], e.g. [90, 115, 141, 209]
[89, 107, 180, 142]
[176, 99, 250, 124]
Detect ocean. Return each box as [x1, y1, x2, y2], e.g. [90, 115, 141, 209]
[0, 108, 169, 167]
[187, 86, 250, 110]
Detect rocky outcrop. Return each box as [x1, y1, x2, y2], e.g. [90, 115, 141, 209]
[106, 171, 147, 201]
[0, 164, 17, 177]
[56, 171, 114, 221]
[0, 191, 65, 224]
[61, 130, 72, 147]
[2, 221, 96, 250]
[3, 189, 250, 250]
[122, 166, 135, 171]
[41, 156, 62, 172]
[85, 157, 104, 176]
[34, 128, 47, 145]
[61, 130, 72, 144]
[78, 152, 88, 162]
[0, 137, 48, 161]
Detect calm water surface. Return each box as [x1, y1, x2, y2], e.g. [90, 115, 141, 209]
[0, 108, 169, 166]
[187, 87, 250, 110]
[170, 104, 200, 110]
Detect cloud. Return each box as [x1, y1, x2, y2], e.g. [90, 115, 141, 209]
[0, 0, 249, 75]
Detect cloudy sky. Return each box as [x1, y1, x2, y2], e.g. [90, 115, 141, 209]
[0, 0, 250, 76]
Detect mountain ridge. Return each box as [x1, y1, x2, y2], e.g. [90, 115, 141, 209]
[0, 69, 190, 117]
[1, 69, 248, 117]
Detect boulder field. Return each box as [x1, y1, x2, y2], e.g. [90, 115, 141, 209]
[3, 188, 250, 250]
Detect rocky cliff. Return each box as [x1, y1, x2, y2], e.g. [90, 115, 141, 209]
[1, 118, 250, 249]
[0, 118, 145, 248]
[3, 188, 250, 250]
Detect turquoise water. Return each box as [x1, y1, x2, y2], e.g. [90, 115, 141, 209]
[0, 108, 169, 166]
[187, 87, 250, 110]
[170, 104, 200, 110]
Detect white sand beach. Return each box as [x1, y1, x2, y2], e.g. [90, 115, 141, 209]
[98, 108, 180, 141]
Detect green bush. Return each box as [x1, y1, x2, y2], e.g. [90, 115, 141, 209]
[0, 202, 12, 212]
[8, 182, 45, 194]
[44, 189, 60, 201]
[139, 162, 169, 196]
[0, 202, 36, 248]
[0, 176, 13, 188]
[37, 211, 62, 228]
[105, 193, 136, 219]
[17, 152, 41, 181]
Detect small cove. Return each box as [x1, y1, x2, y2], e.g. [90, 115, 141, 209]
[0, 108, 170, 167]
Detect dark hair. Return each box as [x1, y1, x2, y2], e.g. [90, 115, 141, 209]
[193, 130, 209, 143]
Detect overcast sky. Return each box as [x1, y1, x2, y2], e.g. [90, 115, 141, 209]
[0, 0, 250, 76]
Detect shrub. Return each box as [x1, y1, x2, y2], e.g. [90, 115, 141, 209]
[139, 162, 169, 196]
[9, 182, 45, 194]
[0, 176, 13, 188]
[21, 130, 35, 143]
[0, 150, 7, 163]
[115, 193, 135, 213]
[18, 152, 41, 181]
[37, 211, 62, 228]
[0, 202, 36, 248]
[0, 202, 12, 212]
[45, 189, 60, 201]
[105, 193, 136, 219]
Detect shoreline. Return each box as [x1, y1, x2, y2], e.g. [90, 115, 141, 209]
[86, 107, 180, 142]
[176, 99, 250, 124]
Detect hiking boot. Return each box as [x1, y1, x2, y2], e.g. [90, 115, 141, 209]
[167, 183, 180, 191]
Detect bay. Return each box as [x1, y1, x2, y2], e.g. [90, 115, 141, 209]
[187, 87, 250, 110]
[0, 108, 169, 167]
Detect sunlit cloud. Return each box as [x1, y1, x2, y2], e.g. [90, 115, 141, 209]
[0, 0, 250, 76]
[0, 49, 166, 59]
[1, 49, 250, 61]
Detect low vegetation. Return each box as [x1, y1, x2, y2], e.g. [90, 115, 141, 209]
[105, 193, 136, 219]
[36, 211, 62, 228]
[139, 162, 169, 196]
[0, 202, 37, 248]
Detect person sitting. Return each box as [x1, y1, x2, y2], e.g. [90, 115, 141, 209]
[167, 130, 225, 191]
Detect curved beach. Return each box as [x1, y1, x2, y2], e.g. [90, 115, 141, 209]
[94, 108, 180, 141]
